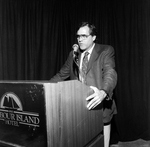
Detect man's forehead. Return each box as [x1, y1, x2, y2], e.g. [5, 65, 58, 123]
[77, 26, 90, 34]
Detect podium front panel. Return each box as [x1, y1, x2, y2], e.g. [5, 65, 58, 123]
[0, 82, 47, 147]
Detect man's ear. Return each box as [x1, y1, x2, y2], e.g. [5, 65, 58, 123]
[92, 35, 96, 41]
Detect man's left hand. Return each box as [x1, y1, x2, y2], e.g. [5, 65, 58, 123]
[86, 86, 107, 110]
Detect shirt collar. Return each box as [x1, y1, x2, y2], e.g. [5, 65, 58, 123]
[83, 43, 95, 55]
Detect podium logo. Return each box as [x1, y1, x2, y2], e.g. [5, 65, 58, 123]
[0, 92, 40, 127]
[0, 92, 23, 111]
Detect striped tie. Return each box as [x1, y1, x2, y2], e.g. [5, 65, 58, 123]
[81, 52, 89, 83]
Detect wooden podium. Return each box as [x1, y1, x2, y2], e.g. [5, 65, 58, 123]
[0, 80, 103, 147]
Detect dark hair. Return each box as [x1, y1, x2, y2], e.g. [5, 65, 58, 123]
[77, 22, 97, 36]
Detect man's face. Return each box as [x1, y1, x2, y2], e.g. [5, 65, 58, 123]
[77, 26, 96, 51]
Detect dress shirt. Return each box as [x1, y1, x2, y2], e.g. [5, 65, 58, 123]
[79, 43, 95, 82]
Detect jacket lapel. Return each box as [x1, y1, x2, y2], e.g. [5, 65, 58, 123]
[87, 43, 100, 73]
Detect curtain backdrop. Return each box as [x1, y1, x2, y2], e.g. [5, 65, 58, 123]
[0, 0, 150, 143]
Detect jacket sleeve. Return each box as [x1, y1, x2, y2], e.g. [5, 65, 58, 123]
[50, 51, 73, 82]
[102, 46, 117, 98]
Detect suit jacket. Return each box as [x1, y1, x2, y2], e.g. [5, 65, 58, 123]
[50, 43, 117, 123]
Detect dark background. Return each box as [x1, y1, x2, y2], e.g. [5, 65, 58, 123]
[0, 0, 150, 143]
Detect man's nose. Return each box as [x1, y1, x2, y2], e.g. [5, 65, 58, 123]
[78, 37, 83, 42]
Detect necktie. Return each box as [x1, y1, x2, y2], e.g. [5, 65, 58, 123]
[81, 52, 89, 83]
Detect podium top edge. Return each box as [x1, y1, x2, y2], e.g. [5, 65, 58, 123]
[0, 80, 52, 84]
[0, 80, 80, 84]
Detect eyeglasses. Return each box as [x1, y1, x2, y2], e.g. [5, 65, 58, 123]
[76, 34, 91, 40]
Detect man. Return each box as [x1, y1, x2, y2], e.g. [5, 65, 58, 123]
[50, 22, 117, 147]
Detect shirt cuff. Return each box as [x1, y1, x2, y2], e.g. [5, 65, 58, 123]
[101, 89, 111, 100]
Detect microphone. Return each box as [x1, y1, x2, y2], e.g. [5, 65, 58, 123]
[72, 44, 79, 58]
